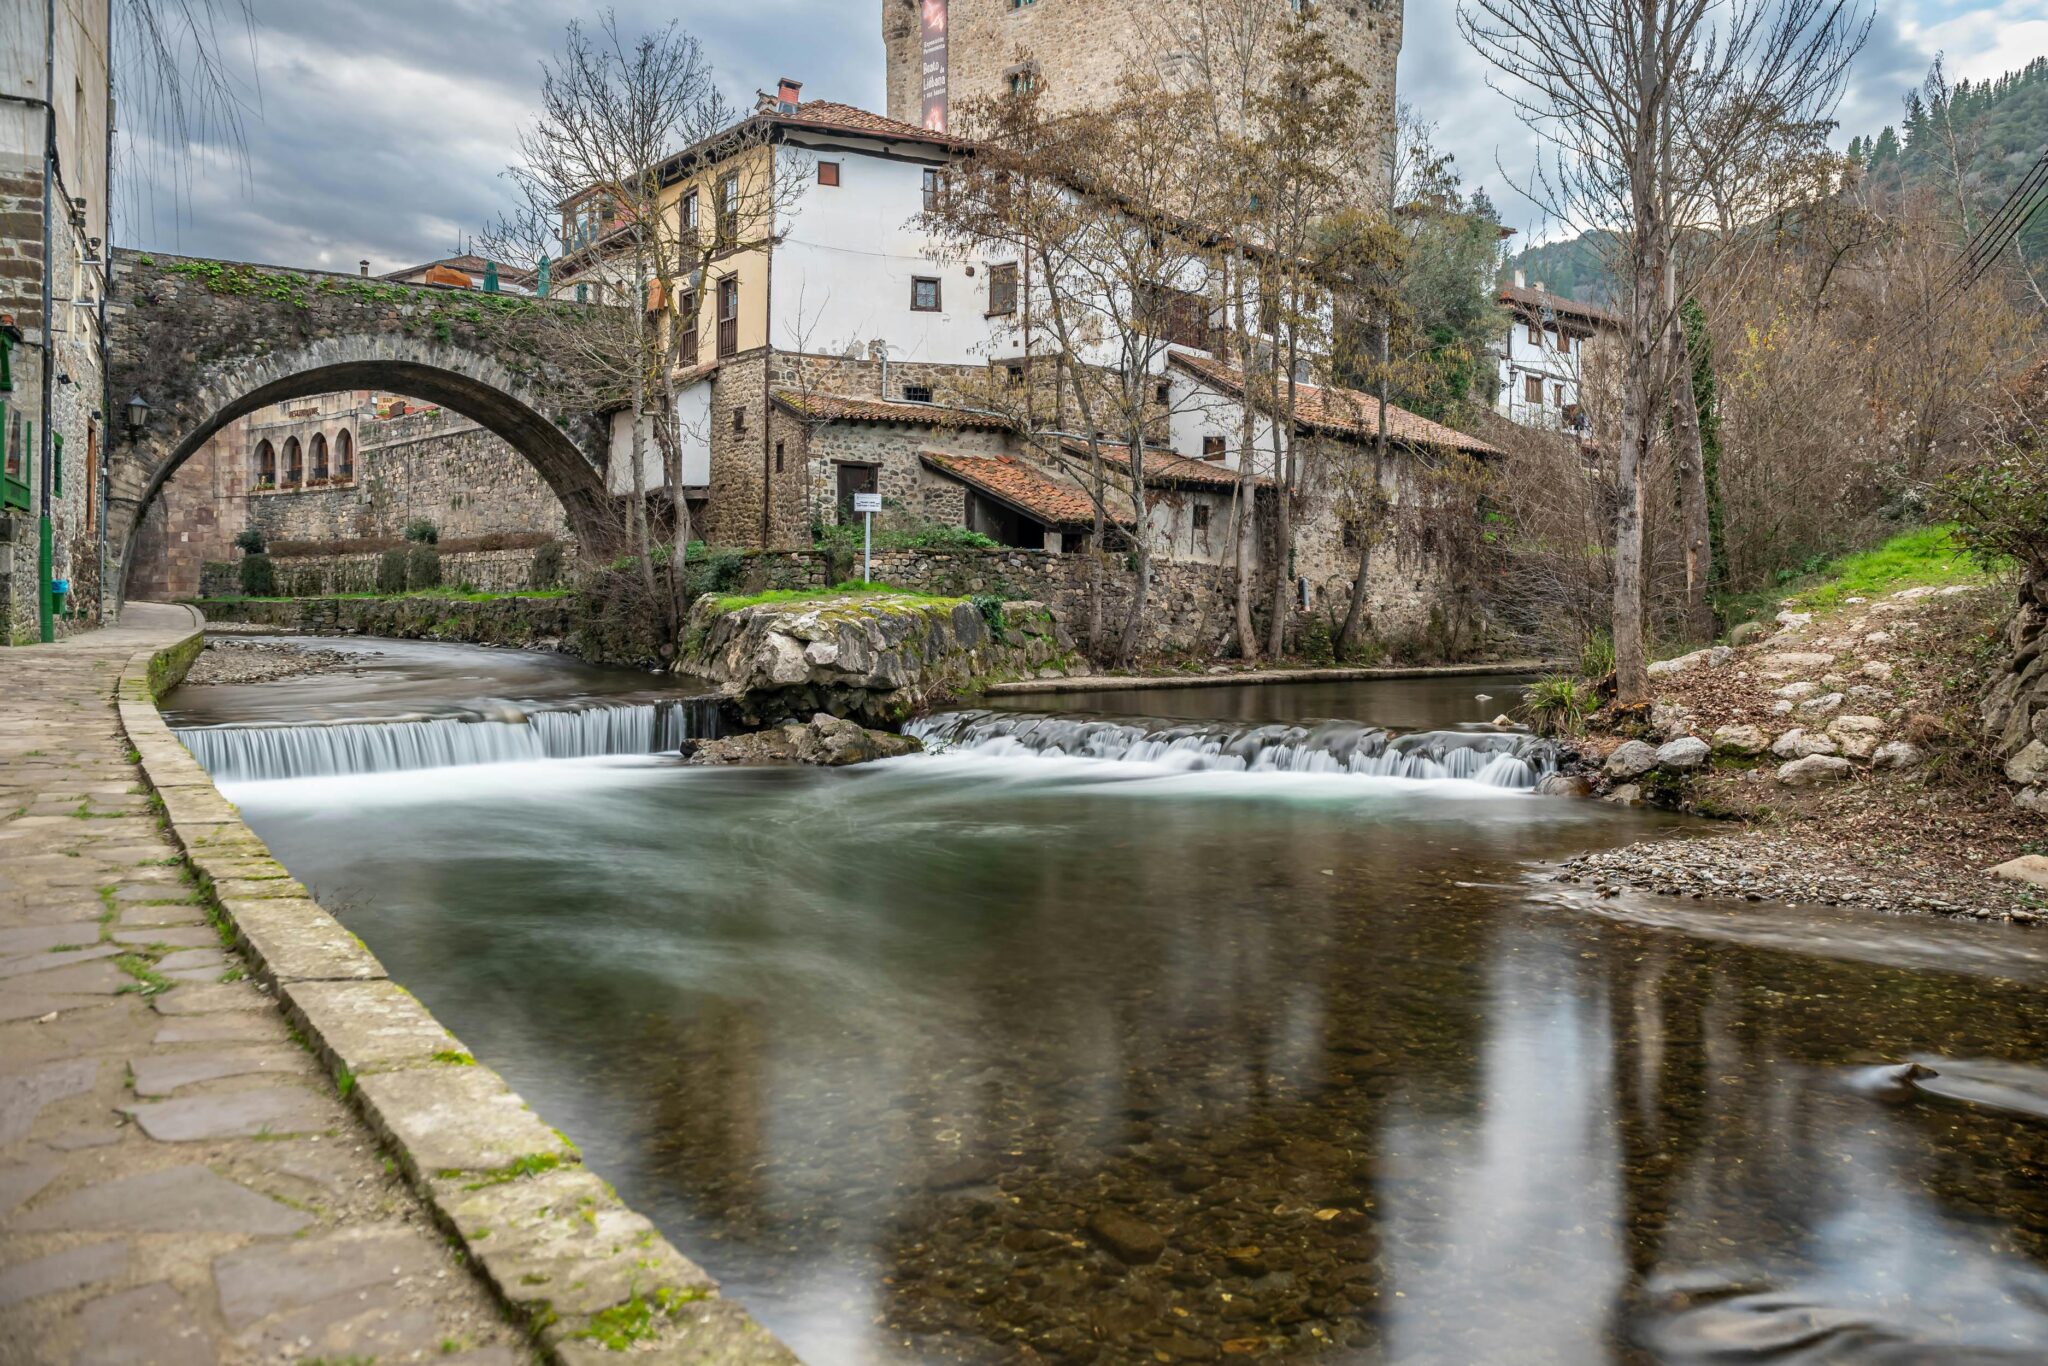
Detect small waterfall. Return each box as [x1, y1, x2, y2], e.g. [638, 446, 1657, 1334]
[905, 711, 1558, 790]
[177, 697, 725, 783]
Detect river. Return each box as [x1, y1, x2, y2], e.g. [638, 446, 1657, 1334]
[165, 637, 2048, 1365]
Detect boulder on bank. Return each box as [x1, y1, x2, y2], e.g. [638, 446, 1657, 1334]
[1778, 754, 1853, 787]
[681, 591, 1070, 728]
[1654, 736, 1711, 772]
[682, 715, 922, 767]
[1712, 724, 1769, 756]
[1603, 740, 1660, 781]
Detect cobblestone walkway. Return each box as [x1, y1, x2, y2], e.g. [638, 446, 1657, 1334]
[0, 606, 529, 1366]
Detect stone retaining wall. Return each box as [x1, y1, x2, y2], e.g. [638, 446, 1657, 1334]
[1986, 570, 2048, 814]
[121, 622, 794, 1362]
[194, 592, 666, 670]
[200, 545, 549, 598]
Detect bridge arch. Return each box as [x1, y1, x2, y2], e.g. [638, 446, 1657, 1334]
[107, 251, 616, 607]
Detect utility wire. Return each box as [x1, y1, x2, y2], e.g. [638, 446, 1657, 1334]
[1930, 144, 2048, 310]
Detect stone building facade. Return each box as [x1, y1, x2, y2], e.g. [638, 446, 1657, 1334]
[127, 391, 571, 600]
[882, 0, 1402, 202]
[2, 0, 112, 641]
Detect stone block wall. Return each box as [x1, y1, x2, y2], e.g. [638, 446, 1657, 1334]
[199, 545, 550, 599]
[882, 0, 1401, 210]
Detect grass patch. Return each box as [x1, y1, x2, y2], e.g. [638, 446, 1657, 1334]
[458, 1152, 564, 1190]
[114, 954, 171, 996]
[1719, 525, 1992, 629]
[711, 581, 960, 614]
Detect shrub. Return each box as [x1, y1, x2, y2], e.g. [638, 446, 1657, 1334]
[1944, 443, 2048, 579]
[969, 592, 1008, 635]
[1578, 630, 1616, 680]
[702, 548, 747, 592]
[232, 527, 266, 555]
[238, 553, 275, 597]
[891, 523, 1000, 551]
[1300, 616, 1336, 665]
[406, 545, 442, 591]
[1521, 674, 1597, 737]
[529, 540, 564, 590]
[402, 518, 439, 545]
[376, 548, 409, 593]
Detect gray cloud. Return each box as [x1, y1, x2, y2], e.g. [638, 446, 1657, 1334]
[125, 1, 1979, 268]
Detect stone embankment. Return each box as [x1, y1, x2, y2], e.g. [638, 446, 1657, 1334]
[1985, 569, 2048, 815]
[682, 593, 1071, 728]
[1554, 582, 2044, 924]
[0, 605, 795, 1363]
[180, 637, 370, 686]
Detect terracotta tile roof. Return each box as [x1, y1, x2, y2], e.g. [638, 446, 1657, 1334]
[1169, 353, 1501, 457]
[920, 451, 1118, 530]
[779, 101, 958, 147]
[772, 390, 1012, 430]
[1059, 439, 1261, 491]
[1497, 284, 1620, 330]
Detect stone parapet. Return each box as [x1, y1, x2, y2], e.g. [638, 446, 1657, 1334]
[119, 619, 797, 1363]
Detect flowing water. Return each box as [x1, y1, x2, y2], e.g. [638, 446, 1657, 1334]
[166, 643, 2048, 1366]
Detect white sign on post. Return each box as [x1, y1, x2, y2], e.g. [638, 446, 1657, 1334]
[853, 492, 882, 582]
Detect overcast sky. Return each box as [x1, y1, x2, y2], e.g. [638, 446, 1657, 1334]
[122, 0, 2040, 273]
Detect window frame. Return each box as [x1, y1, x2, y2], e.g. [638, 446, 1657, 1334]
[1201, 435, 1226, 462]
[817, 161, 840, 187]
[1524, 374, 1543, 405]
[910, 276, 942, 313]
[986, 261, 1019, 317]
[717, 277, 740, 358]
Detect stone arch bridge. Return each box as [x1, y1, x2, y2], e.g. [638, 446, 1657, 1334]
[106, 250, 616, 605]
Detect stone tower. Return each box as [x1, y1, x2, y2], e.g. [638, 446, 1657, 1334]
[881, 0, 1403, 202]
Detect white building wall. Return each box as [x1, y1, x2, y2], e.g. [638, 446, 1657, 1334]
[771, 138, 1002, 375]
[1494, 315, 1585, 429]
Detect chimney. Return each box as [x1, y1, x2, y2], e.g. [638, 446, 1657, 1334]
[1513, 268, 1526, 290]
[777, 78, 803, 113]
[358, 259, 369, 277]
[1534, 279, 1546, 294]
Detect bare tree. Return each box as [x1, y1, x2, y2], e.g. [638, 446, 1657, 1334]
[481, 11, 802, 643]
[1460, 0, 1867, 700]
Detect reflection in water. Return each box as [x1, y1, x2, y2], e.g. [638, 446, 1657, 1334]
[220, 749, 2048, 1365]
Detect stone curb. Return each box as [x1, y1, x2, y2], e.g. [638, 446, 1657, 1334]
[115, 620, 798, 1365]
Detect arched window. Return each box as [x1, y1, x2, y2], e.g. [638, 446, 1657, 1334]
[283, 436, 303, 486]
[255, 440, 276, 489]
[309, 432, 329, 482]
[335, 429, 354, 481]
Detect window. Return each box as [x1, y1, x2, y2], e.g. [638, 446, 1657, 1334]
[774, 441, 785, 473]
[1005, 363, 1026, 386]
[922, 168, 942, 213]
[835, 462, 878, 523]
[283, 437, 303, 485]
[1010, 0, 1035, 8]
[716, 173, 739, 244]
[903, 385, 933, 403]
[717, 277, 740, 358]
[336, 429, 354, 480]
[911, 277, 941, 312]
[680, 190, 698, 233]
[987, 262, 1019, 316]
[678, 289, 699, 366]
[1154, 382, 1171, 406]
[1556, 331, 1572, 356]
[1202, 436, 1226, 462]
[255, 440, 276, 488]
[1524, 374, 1544, 404]
[817, 161, 840, 187]
[1141, 282, 1210, 350]
[1553, 383, 1567, 406]
[1192, 504, 1210, 532]
[52, 432, 62, 498]
[1008, 69, 1035, 95]
[1527, 320, 1541, 345]
[310, 432, 328, 482]
[733, 406, 747, 433]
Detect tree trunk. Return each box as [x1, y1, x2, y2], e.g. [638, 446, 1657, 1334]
[1231, 257, 1260, 661]
[1614, 261, 1659, 704]
[1117, 430, 1153, 664]
[1263, 331, 1297, 659]
[1337, 323, 1391, 657]
[1667, 311, 1713, 642]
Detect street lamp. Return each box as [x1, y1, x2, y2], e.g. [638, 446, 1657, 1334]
[124, 392, 150, 438]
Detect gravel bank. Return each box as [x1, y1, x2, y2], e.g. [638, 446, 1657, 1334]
[182, 638, 371, 686]
[1555, 832, 2042, 926]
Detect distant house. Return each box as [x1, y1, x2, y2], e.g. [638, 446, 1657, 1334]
[379, 255, 536, 295]
[1493, 270, 1618, 432]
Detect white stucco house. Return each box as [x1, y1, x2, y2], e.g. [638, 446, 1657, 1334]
[1492, 270, 1618, 433]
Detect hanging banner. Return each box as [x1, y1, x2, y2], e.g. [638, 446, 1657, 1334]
[920, 0, 949, 133]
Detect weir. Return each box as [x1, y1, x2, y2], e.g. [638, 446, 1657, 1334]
[908, 710, 1561, 789]
[176, 697, 724, 782]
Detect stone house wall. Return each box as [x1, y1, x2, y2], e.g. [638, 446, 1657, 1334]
[882, 0, 1401, 210]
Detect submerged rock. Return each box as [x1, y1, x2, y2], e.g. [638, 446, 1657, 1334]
[1086, 1209, 1165, 1264]
[1535, 773, 1594, 798]
[681, 715, 922, 767]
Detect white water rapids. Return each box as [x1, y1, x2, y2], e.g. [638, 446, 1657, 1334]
[175, 698, 722, 783]
[905, 710, 1560, 789]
